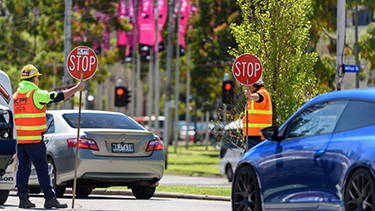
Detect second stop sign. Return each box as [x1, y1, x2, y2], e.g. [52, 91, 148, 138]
[232, 54, 263, 85]
[67, 46, 98, 81]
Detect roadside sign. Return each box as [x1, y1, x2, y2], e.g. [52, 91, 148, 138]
[67, 46, 98, 80]
[343, 64, 360, 73]
[232, 54, 263, 85]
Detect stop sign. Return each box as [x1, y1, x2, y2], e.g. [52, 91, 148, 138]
[67, 46, 98, 81]
[232, 54, 263, 85]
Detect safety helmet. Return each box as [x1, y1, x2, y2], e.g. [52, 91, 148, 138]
[254, 76, 264, 84]
[20, 64, 42, 80]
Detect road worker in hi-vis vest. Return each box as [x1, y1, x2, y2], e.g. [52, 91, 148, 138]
[242, 79, 273, 150]
[13, 64, 85, 209]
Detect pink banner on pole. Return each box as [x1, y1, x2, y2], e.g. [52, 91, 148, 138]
[157, 0, 168, 43]
[138, 0, 156, 46]
[179, 0, 191, 48]
[117, 0, 128, 46]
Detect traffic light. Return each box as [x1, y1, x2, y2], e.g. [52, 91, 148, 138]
[222, 80, 234, 104]
[114, 86, 131, 107]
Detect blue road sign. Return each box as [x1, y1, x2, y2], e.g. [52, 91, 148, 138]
[343, 64, 360, 73]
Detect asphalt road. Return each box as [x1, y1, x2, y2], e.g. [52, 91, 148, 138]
[3, 194, 231, 211]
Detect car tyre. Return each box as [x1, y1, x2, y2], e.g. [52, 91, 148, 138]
[131, 186, 156, 199]
[231, 165, 262, 211]
[0, 190, 9, 205]
[76, 187, 93, 198]
[226, 164, 234, 182]
[344, 168, 375, 211]
[28, 187, 41, 194]
[47, 158, 66, 198]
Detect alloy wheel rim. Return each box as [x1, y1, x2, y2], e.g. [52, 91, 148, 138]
[47, 162, 55, 186]
[346, 172, 374, 211]
[233, 170, 257, 211]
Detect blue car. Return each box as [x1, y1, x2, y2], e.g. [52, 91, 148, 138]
[232, 88, 375, 211]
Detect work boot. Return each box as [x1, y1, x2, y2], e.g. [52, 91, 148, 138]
[19, 198, 36, 209]
[44, 198, 68, 209]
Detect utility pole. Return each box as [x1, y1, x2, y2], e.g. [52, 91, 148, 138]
[173, 0, 182, 153]
[132, 0, 139, 116]
[354, 5, 360, 89]
[154, 0, 160, 132]
[164, 0, 175, 162]
[336, 0, 346, 90]
[185, 48, 191, 148]
[64, 0, 72, 108]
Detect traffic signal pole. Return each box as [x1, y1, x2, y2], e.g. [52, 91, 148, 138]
[336, 0, 346, 90]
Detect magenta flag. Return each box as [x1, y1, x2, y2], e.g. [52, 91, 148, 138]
[179, 0, 191, 48]
[157, 0, 168, 43]
[117, 0, 128, 46]
[138, 0, 156, 46]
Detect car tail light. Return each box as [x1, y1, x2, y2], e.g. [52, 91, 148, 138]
[146, 138, 164, 152]
[67, 138, 99, 151]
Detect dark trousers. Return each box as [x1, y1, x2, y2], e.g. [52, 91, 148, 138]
[244, 136, 262, 150]
[16, 141, 55, 200]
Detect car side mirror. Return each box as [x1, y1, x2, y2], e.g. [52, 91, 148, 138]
[261, 126, 281, 141]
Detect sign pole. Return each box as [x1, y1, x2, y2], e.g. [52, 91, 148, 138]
[72, 79, 83, 208]
[245, 79, 250, 152]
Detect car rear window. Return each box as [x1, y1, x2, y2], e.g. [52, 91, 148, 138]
[335, 100, 375, 132]
[62, 113, 145, 130]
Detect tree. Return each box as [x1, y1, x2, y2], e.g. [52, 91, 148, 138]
[359, 23, 375, 84]
[230, 0, 319, 124]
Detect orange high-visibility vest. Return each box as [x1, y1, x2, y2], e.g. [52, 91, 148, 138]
[13, 89, 47, 144]
[242, 87, 273, 136]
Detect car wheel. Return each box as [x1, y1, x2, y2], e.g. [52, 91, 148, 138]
[226, 164, 234, 182]
[28, 187, 41, 194]
[344, 168, 375, 211]
[231, 165, 262, 211]
[0, 190, 9, 205]
[47, 158, 66, 198]
[76, 187, 93, 198]
[131, 186, 156, 199]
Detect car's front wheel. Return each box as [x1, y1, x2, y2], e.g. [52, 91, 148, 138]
[131, 186, 156, 199]
[226, 164, 234, 182]
[231, 165, 262, 211]
[0, 190, 9, 205]
[344, 168, 375, 211]
[47, 158, 66, 198]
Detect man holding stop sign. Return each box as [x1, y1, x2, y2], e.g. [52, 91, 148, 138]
[232, 54, 273, 150]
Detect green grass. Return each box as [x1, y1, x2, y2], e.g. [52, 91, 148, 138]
[156, 185, 230, 197]
[110, 186, 231, 197]
[165, 145, 221, 176]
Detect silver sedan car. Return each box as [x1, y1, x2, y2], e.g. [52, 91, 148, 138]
[28, 110, 165, 199]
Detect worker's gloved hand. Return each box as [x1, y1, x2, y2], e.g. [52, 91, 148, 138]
[77, 81, 86, 92]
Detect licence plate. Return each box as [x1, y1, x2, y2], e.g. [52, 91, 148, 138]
[111, 143, 134, 153]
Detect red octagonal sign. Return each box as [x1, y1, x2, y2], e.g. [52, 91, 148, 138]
[232, 54, 263, 85]
[67, 46, 98, 81]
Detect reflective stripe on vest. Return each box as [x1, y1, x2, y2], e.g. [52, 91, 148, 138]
[243, 87, 273, 136]
[14, 89, 47, 144]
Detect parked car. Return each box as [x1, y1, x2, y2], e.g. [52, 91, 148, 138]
[0, 70, 17, 205]
[232, 88, 375, 211]
[133, 116, 165, 139]
[29, 110, 165, 199]
[219, 120, 243, 182]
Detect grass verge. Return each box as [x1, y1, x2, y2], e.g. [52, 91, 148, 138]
[110, 186, 231, 197]
[165, 145, 221, 177]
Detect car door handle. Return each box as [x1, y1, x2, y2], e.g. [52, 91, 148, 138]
[314, 150, 325, 158]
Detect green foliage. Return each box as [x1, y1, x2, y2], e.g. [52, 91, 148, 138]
[359, 23, 375, 84]
[189, 0, 240, 109]
[230, 0, 319, 124]
[0, 0, 118, 92]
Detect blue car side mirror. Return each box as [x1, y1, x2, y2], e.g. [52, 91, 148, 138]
[261, 126, 282, 141]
